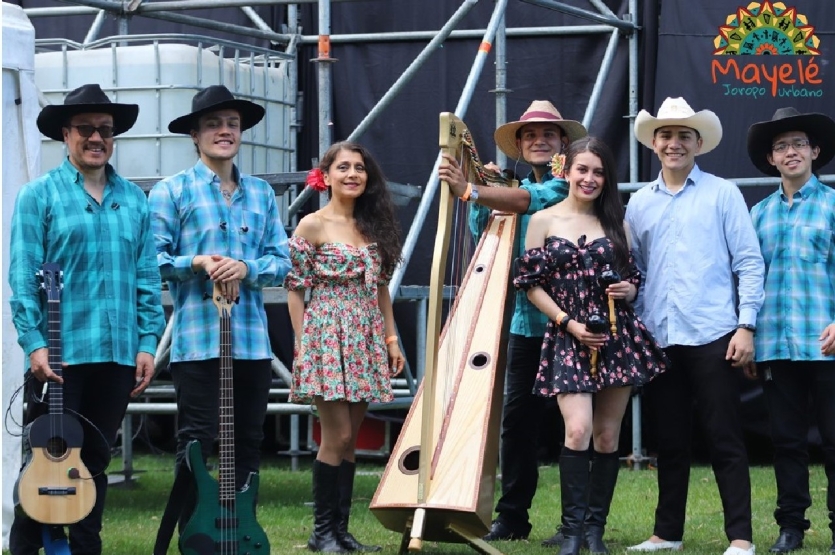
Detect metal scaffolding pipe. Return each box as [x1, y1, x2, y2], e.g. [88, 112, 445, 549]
[581, 28, 620, 129]
[25, 6, 100, 16]
[82, 10, 107, 44]
[57, 0, 293, 43]
[301, 25, 615, 44]
[388, 0, 509, 297]
[520, 0, 638, 32]
[349, 0, 479, 144]
[493, 6, 509, 169]
[290, 0, 484, 222]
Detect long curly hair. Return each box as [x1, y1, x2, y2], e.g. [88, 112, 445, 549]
[563, 136, 630, 275]
[319, 141, 403, 275]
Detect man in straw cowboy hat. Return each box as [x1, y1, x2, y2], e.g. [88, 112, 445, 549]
[8, 83, 165, 554]
[438, 100, 587, 546]
[148, 85, 291, 547]
[625, 97, 764, 555]
[745, 107, 835, 554]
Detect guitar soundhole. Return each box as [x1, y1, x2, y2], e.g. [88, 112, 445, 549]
[398, 446, 420, 475]
[469, 352, 490, 370]
[43, 437, 70, 462]
[474, 264, 485, 274]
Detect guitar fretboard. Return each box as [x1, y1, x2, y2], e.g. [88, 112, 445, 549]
[217, 303, 236, 506]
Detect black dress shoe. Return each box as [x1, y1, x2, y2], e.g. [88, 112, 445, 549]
[482, 520, 528, 541]
[769, 530, 803, 553]
[542, 530, 566, 547]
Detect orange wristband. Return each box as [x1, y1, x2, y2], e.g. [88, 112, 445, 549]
[385, 335, 399, 345]
[460, 182, 472, 201]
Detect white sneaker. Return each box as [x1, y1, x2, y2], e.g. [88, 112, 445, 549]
[723, 545, 755, 555]
[627, 540, 684, 552]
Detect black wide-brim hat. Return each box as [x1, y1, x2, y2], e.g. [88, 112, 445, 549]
[36, 84, 139, 142]
[168, 85, 265, 135]
[747, 107, 835, 177]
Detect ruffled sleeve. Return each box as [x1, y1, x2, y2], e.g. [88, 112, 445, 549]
[624, 251, 642, 291]
[284, 235, 317, 291]
[513, 247, 552, 291]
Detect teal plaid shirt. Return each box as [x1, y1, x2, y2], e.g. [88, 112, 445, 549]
[9, 159, 165, 367]
[149, 159, 291, 362]
[751, 175, 835, 362]
[468, 172, 569, 338]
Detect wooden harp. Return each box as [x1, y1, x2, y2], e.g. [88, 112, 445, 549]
[370, 113, 518, 554]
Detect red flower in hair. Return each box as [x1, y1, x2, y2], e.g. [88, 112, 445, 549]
[306, 168, 328, 192]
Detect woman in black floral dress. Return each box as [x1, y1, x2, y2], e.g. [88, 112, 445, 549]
[515, 137, 668, 555]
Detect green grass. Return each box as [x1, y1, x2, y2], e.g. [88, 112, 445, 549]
[7, 455, 833, 554]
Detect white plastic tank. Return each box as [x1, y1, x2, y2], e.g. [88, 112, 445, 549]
[34, 37, 296, 182]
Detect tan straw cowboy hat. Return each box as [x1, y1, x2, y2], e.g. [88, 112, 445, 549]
[494, 100, 587, 160]
[634, 97, 723, 155]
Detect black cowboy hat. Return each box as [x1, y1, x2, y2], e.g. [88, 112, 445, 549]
[747, 107, 835, 177]
[168, 85, 265, 135]
[36, 84, 139, 142]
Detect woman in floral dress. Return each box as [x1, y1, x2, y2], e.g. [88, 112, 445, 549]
[515, 136, 668, 555]
[286, 141, 403, 553]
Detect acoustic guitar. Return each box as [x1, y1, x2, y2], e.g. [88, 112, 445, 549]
[16, 262, 96, 525]
[179, 283, 270, 555]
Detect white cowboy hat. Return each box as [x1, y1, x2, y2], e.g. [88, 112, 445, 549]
[494, 100, 587, 160]
[634, 97, 723, 155]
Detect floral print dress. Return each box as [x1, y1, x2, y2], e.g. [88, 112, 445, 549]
[284, 235, 394, 404]
[514, 235, 668, 395]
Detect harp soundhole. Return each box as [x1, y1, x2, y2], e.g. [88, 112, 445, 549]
[469, 352, 490, 370]
[398, 446, 420, 475]
[474, 264, 486, 274]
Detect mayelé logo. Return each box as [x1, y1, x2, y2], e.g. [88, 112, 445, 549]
[711, 1, 823, 99]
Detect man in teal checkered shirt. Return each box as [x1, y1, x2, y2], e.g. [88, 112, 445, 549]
[9, 84, 165, 555]
[746, 107, 835, 555]
[438, 100, 587, 546]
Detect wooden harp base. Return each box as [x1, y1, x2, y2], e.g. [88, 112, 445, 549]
[397, 513, 505, 555]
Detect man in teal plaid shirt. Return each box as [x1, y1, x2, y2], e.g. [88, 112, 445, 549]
[438, 100, 587, 547]
[746, 107, 835, 554]
[9, 84, 165, 555]
[149, 85, 291, 534]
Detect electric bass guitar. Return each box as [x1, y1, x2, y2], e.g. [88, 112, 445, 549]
[179, 283, 270, 555]
[16, 262, 96, 525]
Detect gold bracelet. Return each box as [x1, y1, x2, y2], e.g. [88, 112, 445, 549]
[460, 182, 472, 201]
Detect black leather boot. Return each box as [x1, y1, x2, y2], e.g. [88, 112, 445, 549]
[557, 448, 591, 555]
[308, 460, 348, 553]
[336, 461, 381, 552]
[583, 451, 620, 554]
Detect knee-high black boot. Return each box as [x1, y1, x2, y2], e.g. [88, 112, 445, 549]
[308, 460, 348, 553]
[583, 451, 621, 554]
[336, 461, 382, 552]
[558, 448, 591, 555]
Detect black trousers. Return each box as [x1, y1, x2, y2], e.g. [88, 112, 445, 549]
[646, 333, 752, 542]
[10, 363, 135, 555]
[170, 358, 272, 490]
[761, 360, 835, 535]
[494, 334, 549, 534]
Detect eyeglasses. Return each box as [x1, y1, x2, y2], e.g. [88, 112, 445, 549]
[69, 124, 116, 139]
[772, 139, 810, 153]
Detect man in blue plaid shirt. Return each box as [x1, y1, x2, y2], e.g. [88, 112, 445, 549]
[149, 85, 291, 531]
[9, 84, 165, 555]
[746, 108, 835, 555]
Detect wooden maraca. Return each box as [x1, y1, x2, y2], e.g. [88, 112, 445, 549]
[599, 265, 622, 334]
[585, 313, 609, 378]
